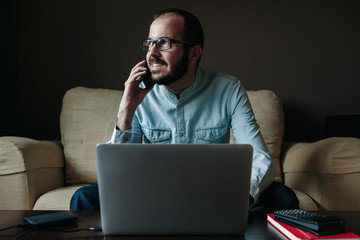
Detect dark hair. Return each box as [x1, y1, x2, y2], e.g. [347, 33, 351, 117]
[153, 8, 204, 67]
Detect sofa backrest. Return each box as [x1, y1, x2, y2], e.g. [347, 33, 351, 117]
[60, 87, 123, 184]
[60, 87, 283, 185]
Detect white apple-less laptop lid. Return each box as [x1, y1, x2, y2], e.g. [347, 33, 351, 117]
[96, 144, 253, 235]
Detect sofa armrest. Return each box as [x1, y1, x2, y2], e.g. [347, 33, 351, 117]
[0, 137, 65, 210]
[281, 137, 360, 210]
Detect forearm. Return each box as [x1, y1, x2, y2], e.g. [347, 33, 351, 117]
[234, 125, 276, 203]
[249, 149, 276, 204]
[117, 104, 136, 131]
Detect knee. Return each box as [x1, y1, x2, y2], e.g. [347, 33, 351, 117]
[275, 183, 299, 210]
[72, 186, 91, 202]
[70, 184, 99, 211]
[260, 182, 299, 211]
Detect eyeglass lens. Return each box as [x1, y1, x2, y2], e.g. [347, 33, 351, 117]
[143, 38, 171, 51]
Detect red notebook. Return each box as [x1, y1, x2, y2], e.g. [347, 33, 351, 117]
[267, 214, 360, 240]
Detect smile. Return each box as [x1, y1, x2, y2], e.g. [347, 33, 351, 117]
[152, 63, 164, 67]
[149, 58, 167, 70]
[150, 61, 167, 71]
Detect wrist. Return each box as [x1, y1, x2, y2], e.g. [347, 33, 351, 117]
[117, 108, 134, 131]
[116, 123, 131, 131]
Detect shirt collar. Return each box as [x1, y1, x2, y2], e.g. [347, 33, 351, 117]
[158, 68, 205, 102]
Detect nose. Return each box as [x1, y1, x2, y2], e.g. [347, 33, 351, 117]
[147, 43, 161, 57]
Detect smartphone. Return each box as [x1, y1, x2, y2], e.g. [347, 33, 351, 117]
[141, 61, 153, 89]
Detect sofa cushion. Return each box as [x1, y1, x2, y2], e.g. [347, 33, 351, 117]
[61, 87, 283, 184]
[60, 87, 123, 184]
[33, 185, 87, 210]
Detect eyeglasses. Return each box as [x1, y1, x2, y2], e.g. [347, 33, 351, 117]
[143, 37, 193, 51]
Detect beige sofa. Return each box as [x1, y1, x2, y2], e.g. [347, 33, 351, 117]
[1, 87, 359, 211]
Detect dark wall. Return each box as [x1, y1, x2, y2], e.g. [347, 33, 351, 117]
[2, 0, 360, 141]
[1, 1, 20, 137]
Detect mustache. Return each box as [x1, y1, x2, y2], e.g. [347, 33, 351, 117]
[149, 57, 167, 65]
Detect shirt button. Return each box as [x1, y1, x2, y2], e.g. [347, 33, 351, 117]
[179, 133, 184, 137]
[178, 105, 182, 109]
[210, 136, 215, 140]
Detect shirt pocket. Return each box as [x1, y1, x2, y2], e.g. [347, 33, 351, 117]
[142, 128, 172, 143]
[195, 126, 229, 143]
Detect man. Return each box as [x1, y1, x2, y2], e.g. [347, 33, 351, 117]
[70, 8, 299, 211]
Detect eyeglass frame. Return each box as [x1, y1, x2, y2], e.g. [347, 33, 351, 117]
[143, 37, 194, 51]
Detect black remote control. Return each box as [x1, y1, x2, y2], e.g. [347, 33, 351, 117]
[274, 209, 345, 236]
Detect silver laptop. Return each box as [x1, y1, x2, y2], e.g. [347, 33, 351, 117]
[96, 144, 253, 235]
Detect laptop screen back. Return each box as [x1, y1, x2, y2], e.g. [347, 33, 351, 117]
[96, 144, 253, 235]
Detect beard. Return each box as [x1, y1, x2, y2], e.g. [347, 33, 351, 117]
[150, 50, 190, 86]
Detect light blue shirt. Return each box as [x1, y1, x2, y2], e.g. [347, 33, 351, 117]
[109, 68, 276, 205]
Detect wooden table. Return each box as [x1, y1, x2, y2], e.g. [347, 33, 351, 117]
[0, 210, 359, 239]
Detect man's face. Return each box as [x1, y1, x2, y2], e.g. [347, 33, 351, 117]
[146, 14, 189, 85]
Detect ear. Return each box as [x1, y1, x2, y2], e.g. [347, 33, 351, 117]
[189, 45, 202, 65]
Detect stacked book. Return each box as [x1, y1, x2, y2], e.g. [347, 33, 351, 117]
[267, 213, 360, 240]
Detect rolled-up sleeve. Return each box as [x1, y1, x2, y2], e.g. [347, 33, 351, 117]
[107, 103, 143, 144]
[107, 127, 132, 144]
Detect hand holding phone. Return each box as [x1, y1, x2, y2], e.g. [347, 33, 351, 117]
[117, 61, 153, 131]
[141, 61, 154, 89]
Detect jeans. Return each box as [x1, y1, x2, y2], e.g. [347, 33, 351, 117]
[70, 181, 299, 211]
[70, 184, 100, 211]
[250, 181, 299, 212]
